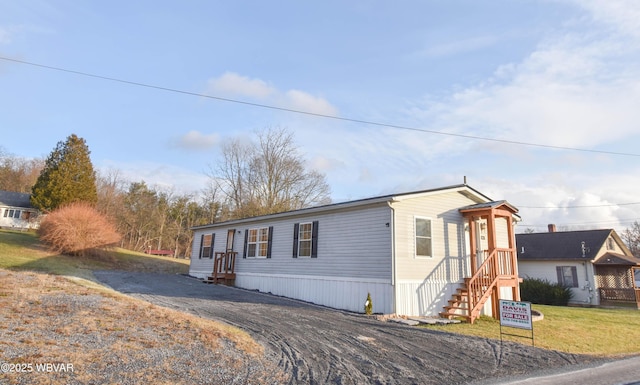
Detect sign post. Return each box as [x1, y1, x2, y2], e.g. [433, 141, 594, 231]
[499, 299, 534, 346]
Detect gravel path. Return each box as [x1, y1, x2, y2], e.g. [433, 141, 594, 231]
[94, 271, 602, 385]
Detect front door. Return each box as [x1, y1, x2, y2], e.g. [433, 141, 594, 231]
[226, 229, 236, 252]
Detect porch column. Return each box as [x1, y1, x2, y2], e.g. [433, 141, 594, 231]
[468, 217, 477, 276]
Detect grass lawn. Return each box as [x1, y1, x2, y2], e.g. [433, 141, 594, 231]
[0, 229, 189, 282]
[423, 304, 640, 357]
[0, 229, 282, 383]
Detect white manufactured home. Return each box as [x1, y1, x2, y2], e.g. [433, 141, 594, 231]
[190, 184, 521, 323]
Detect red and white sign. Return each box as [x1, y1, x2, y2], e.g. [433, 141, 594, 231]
[499, 300, 532, 330]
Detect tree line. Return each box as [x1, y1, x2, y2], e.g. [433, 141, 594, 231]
[0, 128, 331, 258]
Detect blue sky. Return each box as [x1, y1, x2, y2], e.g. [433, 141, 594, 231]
[1, 1, 640, 234]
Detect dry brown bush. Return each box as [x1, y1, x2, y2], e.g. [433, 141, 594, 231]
[38, 202, 121, 256]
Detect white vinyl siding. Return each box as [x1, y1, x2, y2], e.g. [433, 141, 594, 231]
[518, 260, 595, 305]
[190, 203, 393, 281]
[392, 191, 479, 282]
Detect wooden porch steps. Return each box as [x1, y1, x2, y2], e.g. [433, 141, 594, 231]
[203, 273, 236, 286]
[203, 251, 237, 286]
[439, 286, 471, 321]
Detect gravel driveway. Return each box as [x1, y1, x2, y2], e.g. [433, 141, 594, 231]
[94, 271, 600, 385]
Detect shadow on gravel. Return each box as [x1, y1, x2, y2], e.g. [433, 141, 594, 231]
[94, 271, 606, 385]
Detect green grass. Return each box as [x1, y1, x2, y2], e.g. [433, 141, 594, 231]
[423, 304, 640, 357]
[0, 229, 189, 281]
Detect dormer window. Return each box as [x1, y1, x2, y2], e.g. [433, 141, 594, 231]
[607, 237, 615, 251]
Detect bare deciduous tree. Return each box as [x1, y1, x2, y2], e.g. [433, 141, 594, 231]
[210, 127, 331, 219]
[0, 147, 44, 193]
[622, 221, 640, 258]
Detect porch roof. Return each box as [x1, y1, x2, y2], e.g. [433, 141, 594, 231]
[593, 252, 640, 266]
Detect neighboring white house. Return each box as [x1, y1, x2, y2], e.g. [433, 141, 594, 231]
[190, 184, 521, 322]
[0, 190, 39, 230]
[517, 226, 640, 308]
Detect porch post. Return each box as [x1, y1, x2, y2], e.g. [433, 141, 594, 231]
[505, 214, 520, 300]
[468, 216, 477, 276]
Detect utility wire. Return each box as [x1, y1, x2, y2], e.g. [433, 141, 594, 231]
[517, 202, 640, 209]
[3, 56, 640, 158]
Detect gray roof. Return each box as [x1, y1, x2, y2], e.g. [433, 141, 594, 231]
[0, 190, 33, 209]
[516, 229, 636, 263]
[193, 183, 495, 230]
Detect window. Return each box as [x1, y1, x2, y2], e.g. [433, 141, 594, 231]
[556, 266, 578, 288]
[293, 221, 318, 258]
[243, 227, 272, 258]
[13, 210, 20, 219]
[199, 233, 214, 259]
[607, 237, 615, 250]
[298, 223, 313, 257]
[415, 217, 432, 258]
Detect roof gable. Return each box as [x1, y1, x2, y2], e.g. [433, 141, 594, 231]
[517, 229, 624, 261]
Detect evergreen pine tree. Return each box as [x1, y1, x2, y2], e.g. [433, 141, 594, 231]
[31, 134, 98, 211]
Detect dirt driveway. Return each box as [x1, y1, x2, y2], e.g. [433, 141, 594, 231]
[94, 271, 600, 385]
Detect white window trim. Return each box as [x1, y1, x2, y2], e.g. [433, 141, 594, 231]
[247, 227, 270, 258]
[414, 216, 433, 259]
[297, 222, 313, 258]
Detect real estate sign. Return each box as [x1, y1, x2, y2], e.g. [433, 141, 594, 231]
[499, 300, 532, 330]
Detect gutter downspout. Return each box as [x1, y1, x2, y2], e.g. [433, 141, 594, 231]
[387, 201, 397, 314]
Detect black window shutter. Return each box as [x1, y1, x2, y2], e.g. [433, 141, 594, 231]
[571, 266, 578, 287]
[556, 266, 563, 285]
[292, 223, 299, 258]
[199, 234, 204, 259]
[243, 229, 248, 258]
[209, 233, 216, 258]
[311, 220, 319, 258]
[267, 226, 273, 258]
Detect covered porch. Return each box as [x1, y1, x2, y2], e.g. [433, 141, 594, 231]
[440, 201, 520, 323]
[594, 254, 640, 309]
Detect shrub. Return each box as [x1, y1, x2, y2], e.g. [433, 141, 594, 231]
[38, 202, 121, 257]
[520, 277, 574, 306]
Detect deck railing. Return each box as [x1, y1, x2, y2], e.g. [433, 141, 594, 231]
[467, 248, 517, 323]
[599, 288, 636, 302]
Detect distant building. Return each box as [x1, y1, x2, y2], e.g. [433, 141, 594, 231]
[517, 225, 640, 308]
[0, 191, 40, 230]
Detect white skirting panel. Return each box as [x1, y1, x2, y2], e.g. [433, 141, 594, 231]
[395, 280, 460, 317]
[236, 273, 393, 314]
[189, 269, 212, 280]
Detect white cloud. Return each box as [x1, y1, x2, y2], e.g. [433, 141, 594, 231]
[308, 155, 344, 173]
[0, 27, 11, 44]
[205, 72, 338, 116]
[98, 160, 209, 196]
[172, 130, 219, 151]
[410, 1, 640, 153]
[206, 72, 275, 99]
[420, 35, 498, 58]
[284, 90, 338, 116]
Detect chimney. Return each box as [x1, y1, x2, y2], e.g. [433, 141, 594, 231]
[548, 224, 557, 233]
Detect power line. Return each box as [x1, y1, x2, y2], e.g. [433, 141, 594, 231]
[2, 56, 640, 158]
[520, 217, 639, 228]
[517, 202, 640, 209]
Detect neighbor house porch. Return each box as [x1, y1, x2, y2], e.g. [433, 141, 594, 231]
[594, 257, 640, 309]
